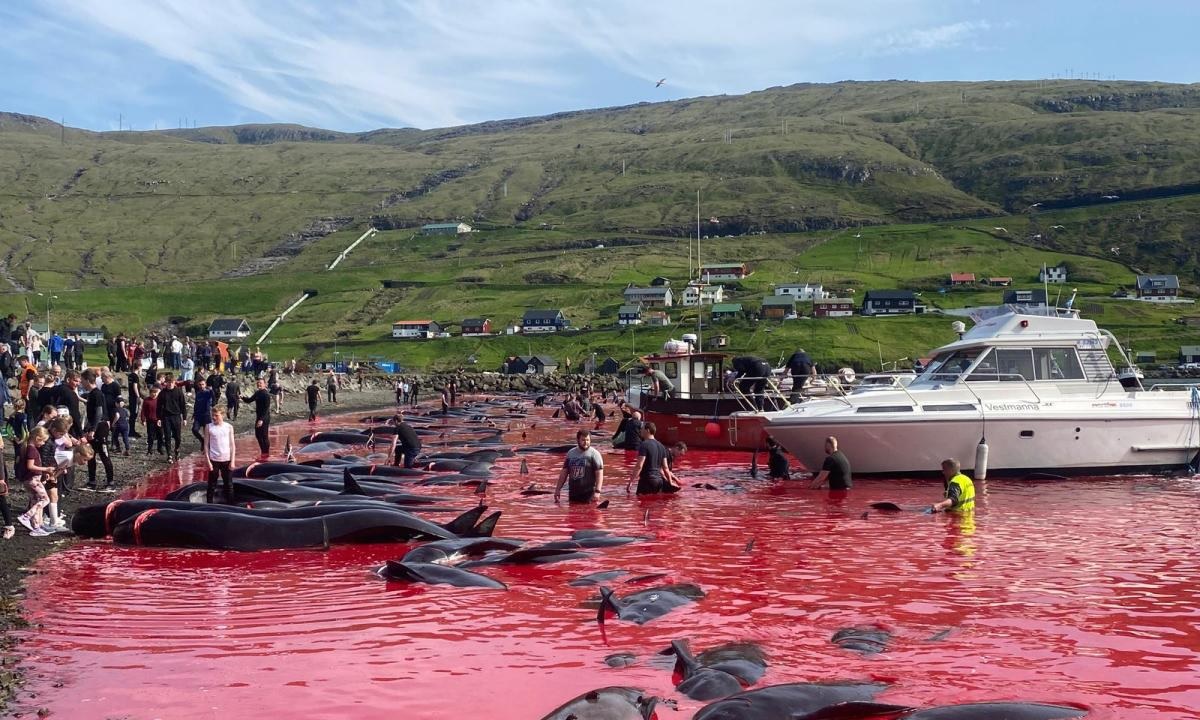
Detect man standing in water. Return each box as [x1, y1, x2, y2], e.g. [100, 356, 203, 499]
[931, 458, 975, 513]
[305, 378, 321, 421]
[626, 422, 672, 495]
[242, 378, 272, 458]
[808, 435, 851, 490]
[555, 429, 605, 503]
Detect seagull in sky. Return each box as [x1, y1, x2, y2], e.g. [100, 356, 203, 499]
[992, 227, 1007, 233]
[656, 78, 666, 87]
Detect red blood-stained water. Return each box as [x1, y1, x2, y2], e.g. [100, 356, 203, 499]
[15, 400, 1200, 719]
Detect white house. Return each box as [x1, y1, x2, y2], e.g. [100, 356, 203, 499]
[1039, 264, 1068, 284]
[775, 283, 827, 301]
[64, 327, 105, 345]
[681, 281, 725, 306]
[421, 222, 472, 236]
[207, 318, 252, 340]
[392, 320, 442, 339]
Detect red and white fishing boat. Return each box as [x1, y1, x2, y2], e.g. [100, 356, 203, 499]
[626, 338, 778, 451]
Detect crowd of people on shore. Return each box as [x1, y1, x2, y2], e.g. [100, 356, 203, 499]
[0, 318, 355, 541]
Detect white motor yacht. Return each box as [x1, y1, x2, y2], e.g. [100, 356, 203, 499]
[744, 310, 1200, 476]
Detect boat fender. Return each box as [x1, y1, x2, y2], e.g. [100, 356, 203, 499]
[975, 437, 989, 481]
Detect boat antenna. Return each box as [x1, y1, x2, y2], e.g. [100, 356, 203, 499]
[1042, 262, 1050, 316]
[695, 189, 703, 350]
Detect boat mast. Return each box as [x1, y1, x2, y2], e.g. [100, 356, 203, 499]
[696, 189, 703, 350]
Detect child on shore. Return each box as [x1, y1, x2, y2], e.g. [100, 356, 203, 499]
[15, 427, 57, 536]
[6, 399, 28, 460]
[113, 398, 132, 456]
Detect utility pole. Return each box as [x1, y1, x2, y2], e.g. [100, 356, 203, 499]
[60, 117, 64, 144]
[621, 159, 625, 176]
[118, 113, 122, 131]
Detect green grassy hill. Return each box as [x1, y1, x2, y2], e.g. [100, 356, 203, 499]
[5, 80, 1200, 292]
[3, 79, 1200, 370]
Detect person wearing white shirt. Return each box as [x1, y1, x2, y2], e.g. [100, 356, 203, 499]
[202, 406, 236, 503]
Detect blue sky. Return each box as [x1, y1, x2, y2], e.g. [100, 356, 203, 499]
[2, 0, 1197, 132]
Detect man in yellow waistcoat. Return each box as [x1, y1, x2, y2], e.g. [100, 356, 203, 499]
[931, 458, 975, 513]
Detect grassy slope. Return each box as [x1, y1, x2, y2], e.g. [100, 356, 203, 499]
[6, 80, 1200, 292]
[5, 201, 1195, 372]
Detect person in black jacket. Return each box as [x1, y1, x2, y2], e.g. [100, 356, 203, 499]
[305, 379, 320, 421]
[390, 411, 422, 468]
[81, 370, 115, 491]
[53, 371, 83, 440]
[731, 355, 773, 410]
[156, 373, 188, 462]
[243, 377, 272, 458]
[224, 377, 240, 420]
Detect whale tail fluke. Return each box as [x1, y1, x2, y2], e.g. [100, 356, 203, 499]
[472, 511, 501, 537]
[597, 586, 620, 624]
[443, 505, 488, 536]
[669, 638, 700, 680]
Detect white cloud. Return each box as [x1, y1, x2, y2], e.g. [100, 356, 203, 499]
[34, 0, 989, 130]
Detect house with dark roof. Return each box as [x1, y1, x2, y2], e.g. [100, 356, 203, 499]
[1135, 274, 1180, 301]
[522, 309, 568, 333]
[460, 318, 492, 336]
[814, 298, 855, 318]
[761, 296, 796, 320]
[649, 276, 671, 287]
[392, 320, 442, 339]
[208, 318, 252, 340]
[502, 356, 528, 374]
[862, 290, 916, 316]
[985, 277, 1013, 287]
[597, 357, 621, 374]
[526, 355, 559, 374]
[617, 304, 643, 326]
[1181, 346, 1200, 364]
[623, 286, 673, 307]
[700, 263, 750, 281]
[1002, 289, 1048, 307]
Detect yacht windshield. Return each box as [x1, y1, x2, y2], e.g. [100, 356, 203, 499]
[924, 349, 984, 381]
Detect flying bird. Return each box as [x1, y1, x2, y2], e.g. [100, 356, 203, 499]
[655, 78, 666, 88]
[1051, 224, 1066, 230]
[1102, 194, 1120, 200]
[992, 227, 1007, 233]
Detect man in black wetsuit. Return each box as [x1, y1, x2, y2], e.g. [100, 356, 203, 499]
[390, 411, 422, 468]
[785, 348, 816, 403]
[625, 422, 672, 495]
[243, 378, 272, 458]
[731, 355, 773, 410]
[224, 377, 240, 421]
[81, 370, 115, 491]
[809, 435, 852, 490]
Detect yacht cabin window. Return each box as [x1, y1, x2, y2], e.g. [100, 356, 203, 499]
[664, 362, 679, 379]
[1033, 348, 1085, 380]
[692, 361, 706, 380]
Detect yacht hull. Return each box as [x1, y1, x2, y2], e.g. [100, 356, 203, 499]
[760, 411, 1199, 476]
